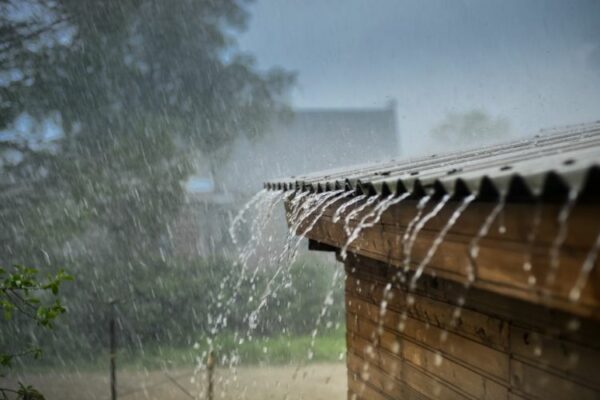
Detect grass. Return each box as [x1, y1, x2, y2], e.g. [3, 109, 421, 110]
[125, 330, 346, 369]
[13, 330, 346, 372]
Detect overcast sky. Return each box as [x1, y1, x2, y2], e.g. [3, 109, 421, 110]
[238, 0, 600, 154]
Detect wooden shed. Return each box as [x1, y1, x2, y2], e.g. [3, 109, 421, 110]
[266, 123, 600, 399]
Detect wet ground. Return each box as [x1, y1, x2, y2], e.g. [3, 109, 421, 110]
[6, 363, 346, 400]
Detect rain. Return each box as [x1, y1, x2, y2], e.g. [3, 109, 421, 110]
[2, 1, 600, 400]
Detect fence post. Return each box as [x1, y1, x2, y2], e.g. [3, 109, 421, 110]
[207, 350, 215, 400]
[109, 300, 118, 400]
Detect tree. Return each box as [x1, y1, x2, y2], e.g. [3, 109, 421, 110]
[430, 109, 510, 148]
[0, 0, 293, 353]
[0, 265, 72, 399]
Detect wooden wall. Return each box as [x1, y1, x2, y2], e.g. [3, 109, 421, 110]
[344, 254, 600, 400]
[292, 197, 600, 319]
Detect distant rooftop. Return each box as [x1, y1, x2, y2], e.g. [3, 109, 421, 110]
[221, 104, 399, 195]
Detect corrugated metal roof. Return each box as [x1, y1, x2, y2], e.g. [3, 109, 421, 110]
[264, 122, 600, 201]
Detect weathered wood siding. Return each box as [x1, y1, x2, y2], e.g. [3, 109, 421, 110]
[344, 254, 600, 400]
[290, 197, 600, 319]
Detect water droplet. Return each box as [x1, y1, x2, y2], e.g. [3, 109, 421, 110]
[567, 318, 581, 332]
[397, 321, 406, 332]
[439, 330, 448, 342]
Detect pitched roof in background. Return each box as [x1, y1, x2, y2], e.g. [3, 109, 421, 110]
[220, 104, 398, 195]
[265, 121, 600, 202]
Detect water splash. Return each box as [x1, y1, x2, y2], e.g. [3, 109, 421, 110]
[247, 190, 349, 331]
[297, 190, 354, 242]
[287, 190, 312, 225]
[197, 189, 286, 385]
[307, 266, 342, 361]
[281, 190, 348, 268]
[547, 189, 578, 285]
[340, 192, 411, 260]
[409, 194, 476, 289]
[569, 230, 600, 302]
[229, 188, 267, 245]
[226, 191, 285, 310]
[466, 195, 506, 284]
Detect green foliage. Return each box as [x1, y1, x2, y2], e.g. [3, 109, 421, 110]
[16, 384, 45, 400]
[1, 0, 294, 375]
[6, 255, 344, 369]
[0, 266, 72, 330]
[0, 1, 306, 384]
[0, 265, 72, 399]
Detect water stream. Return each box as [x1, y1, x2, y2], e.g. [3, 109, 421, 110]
[401, 196, 432, 274]
[247, 190, 347, 332]
[332, 194, 366, 223]
[229, 188, 268, 246]
[403, 195, 449, 274]
[219, 183, 596, 398]
[343, 194, 381, 236]
[340, 192, 411, 260]
[466, 195, 506, 283]
[523, 202, 543, 287]
[569, 230, 600, 302]
[409, 194, 476, 289]
[546, 189, 578, 285]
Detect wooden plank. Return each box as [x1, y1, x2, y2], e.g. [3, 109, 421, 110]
[348, 351, 404, 398]
[510, 326, 600, 391]
[347, 309, 510, 382]
[348, 347, 465, 400]
[347, 252, 600, 342]
[401, 340, 508, 400]
[348, 372, 392, 400]
[346, 277, 510, 351]
[306, 212, 600, 318]
[507, 392, 530, 400]
[401, 361, 470, 400]
[309, 198, 600, 250]
[347, 332, 404, 377]
[510, 359, 600, 400]
[344, 255, 600, 400]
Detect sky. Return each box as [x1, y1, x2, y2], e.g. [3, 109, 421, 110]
[238, 0, 600, 154]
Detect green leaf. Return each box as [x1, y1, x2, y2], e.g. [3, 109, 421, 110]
[17, 382, 45, 400]
[0, 354, 13, 367]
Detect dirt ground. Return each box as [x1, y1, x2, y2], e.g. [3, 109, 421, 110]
[4, 363, 346, 400]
